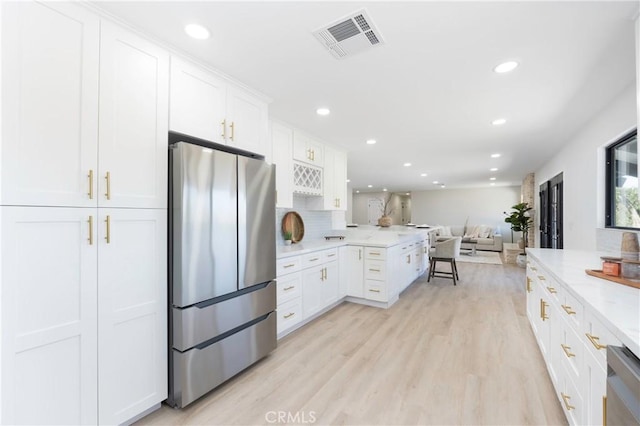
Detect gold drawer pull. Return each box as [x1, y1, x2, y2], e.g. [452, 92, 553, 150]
[104, 215, 111, 244]
[561, 393, 575, 411]
[603, 396, 607, 426]
[327, 253, 336, 257]
[526, 277, 532, 293]
[561, 344, 576, 358]
[369, 289, 381, 293]
[283, 264, 296, 269]
[562, 305, 576, 315]
[230, 121, 235, 141]
[309, 257, 319, 262]
[88, 216, 94, 245]
[283, 286, 295, 291]
[547, 286, 557, 294]
[370, 252, 380, 256]
[88, 170, 94, 199]
[586, 333, 607, 350]
[537, 275, 546, 281]
[369, 268, 381, 272]
[283, 312, 295, 319]
[105, 171, 111, 200]
[540, 299, 548, 321]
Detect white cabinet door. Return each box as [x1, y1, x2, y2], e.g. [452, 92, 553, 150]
[1, 206, 98, 425]
[293, 131, 324, 166]
[271, 122, 294, 208]
[97, 209, 167, 425]
[226, 86, 269, 156]
[98, 22, 169, 209]
[333, 149, 348, 210]
[346, 246, 364, 297]
[322, 261, 340, 306]
[302, 265, 324, 318]
[1, 1, 99, 207]
[169, 57, 226, 142]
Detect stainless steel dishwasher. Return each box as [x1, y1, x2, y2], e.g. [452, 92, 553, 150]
[607, 345, 640, 425]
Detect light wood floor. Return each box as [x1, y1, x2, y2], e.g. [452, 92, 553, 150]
[137, 260, 567, 425]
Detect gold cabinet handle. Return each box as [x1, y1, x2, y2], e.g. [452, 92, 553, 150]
[547, 286, 557, 294]
[105, 171, 111, 200]
[311, 149, 315, 161]
[603, 396, 607, 426]
[561, 344, 576, 358]
[327, 253, 336, 257]
[88, 170, 94, 199]
[369, 289, 380, 293]
[230, 121, 235, 141]
[283, 264, 296, 269]
[358, 249, 362, 260]
[307, 148, 312, 160]
[561, 393, 575, 411]
[562, 304, 576, 315]
[537, 275, 546, 281]
[309, 257, 319, 262]
[221, 119, 226, 139]
[283, 312, 295, 319]
[526, 277, 532, 293]
[586, 333, 607, 350]
[540, 299, 548, 321]
[337, 198, 340, 208]
[105, 215, 111, 244]
[370, 252, 380, 256]
[88, 216, 94, 245]
[283, 286, 295, 291]
[369, 268, 381, 272]
[406, 255, 410, 264]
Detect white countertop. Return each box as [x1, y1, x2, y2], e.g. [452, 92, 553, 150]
[276, 227, 432, 259]
[527, 248, 640, 357]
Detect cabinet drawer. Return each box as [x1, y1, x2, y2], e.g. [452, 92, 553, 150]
[277, 273, 301, 304]
[559, 290, 583, 330]
[323, 248, 338, 262]
[364, 280, 387, 302]
[582, 311, 621, 368]
[559, 374, 584, 426]
[365, 247, 386, 260]
[277, 256, 300, 276]
[364, 259, 386, 280]
[276, 298, 302, 334]
[301, 252, 324, 268]
[558, 323, 583, 382]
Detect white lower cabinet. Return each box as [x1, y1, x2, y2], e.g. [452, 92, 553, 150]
[276, 248, 340, 337]
[345, 246, 364, 297]
[0, 207, 167, 425]
[525, 258, 622, 426]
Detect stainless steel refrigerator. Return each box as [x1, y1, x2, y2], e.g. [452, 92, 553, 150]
[167, 132, 276, 408]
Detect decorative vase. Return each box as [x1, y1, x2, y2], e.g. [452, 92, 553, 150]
[378, 215, 392, 227]
[284, 240, 292, 246]
[517, 238, 525, 249]
[620, 232, 639, 278]
[516, 253, 527, 268]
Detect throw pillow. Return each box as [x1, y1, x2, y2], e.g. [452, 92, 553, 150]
[464, 225, 480, 238]
[478, 225, 491, 239]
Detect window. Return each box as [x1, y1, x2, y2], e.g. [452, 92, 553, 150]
[606, 129, 638, 228]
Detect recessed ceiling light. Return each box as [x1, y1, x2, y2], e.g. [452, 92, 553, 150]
[356, 190, 360, 193]
[383, 188, 388, 192]
[406, 192, 410, 195]
[492, 118, 506, 126]
[403, 163, 412, 167]
[493, 61, 518, 73]
[184, 24, 210, 40]
[316, 108, 330, 116]
[432, 181, 439, 184]
[440, 184, 446, 188]
[490, 167, 498, 172]
[490, 177, 496, 181]
[367, 184, 373, 188]
[420, 173, 427, 177]
[346, 179, 351, 183]
[491, 153, 501, 158]
[366, 139, 377, 145]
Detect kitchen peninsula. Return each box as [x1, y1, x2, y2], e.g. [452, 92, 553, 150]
[275, 226, 432, 337]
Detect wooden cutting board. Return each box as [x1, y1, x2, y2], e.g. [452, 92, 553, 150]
[585, 269, 640, 289]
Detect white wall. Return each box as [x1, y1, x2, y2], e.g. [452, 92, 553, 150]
[535, 84, 637, 250]
[411, 186, 522, 242]
[351, 192, 407, 225]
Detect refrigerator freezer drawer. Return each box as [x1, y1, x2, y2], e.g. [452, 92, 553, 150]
[170, 312, 276, 408]
[173, 281, 276, 351]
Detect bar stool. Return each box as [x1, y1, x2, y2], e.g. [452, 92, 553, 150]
[428, 236, 462, 285]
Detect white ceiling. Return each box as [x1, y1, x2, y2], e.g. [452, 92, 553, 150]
[91, 1, 639, 193]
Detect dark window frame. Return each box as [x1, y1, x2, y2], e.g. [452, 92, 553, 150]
[606, 129, 638, 229]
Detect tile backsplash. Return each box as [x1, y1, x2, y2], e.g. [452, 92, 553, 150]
[276, 196, 334, 244]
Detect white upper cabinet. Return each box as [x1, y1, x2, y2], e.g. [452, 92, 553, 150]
[307, 145, 347, 211]
[293, 131, 324, 167]
[99, 22, 169, 209]
[271, 122, 294, 208]
[169, 57, 226, 142]
[169, 57, 269, 156]
[1, 1, 99, 207]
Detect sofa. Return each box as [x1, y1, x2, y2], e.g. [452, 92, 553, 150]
[433, 225, 503, 252]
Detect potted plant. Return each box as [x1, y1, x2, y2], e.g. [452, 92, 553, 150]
[283, 230, 292, 245]
[378, 193, 394, 227]
[504, 202, 533, 251]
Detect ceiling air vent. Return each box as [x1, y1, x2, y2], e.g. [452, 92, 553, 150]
[313, 9, 384, 59]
